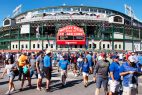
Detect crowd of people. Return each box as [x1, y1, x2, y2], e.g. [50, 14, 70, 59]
[0, 50, 142, 95]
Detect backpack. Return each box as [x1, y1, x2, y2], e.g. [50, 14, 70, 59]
[23, 66, 28, 74]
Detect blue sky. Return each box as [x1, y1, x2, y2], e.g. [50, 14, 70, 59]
[0, 0, 141, 26]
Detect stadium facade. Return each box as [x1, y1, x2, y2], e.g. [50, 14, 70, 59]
[0, 6, 142, 51]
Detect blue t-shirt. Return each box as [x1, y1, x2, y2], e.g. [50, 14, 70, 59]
[109, 62, 120, 81]
[86, 54, 93, 67]
[138, 56, 142, 64]
[82, 62, 90, 73]
[59, 60, 70, 70]
[44, 55, 52, 67]
[119, 62, 139, 87]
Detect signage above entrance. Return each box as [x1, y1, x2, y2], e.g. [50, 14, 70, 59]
[56, 25, 86, 45]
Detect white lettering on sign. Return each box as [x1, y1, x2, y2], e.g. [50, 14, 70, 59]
[65, 42, 77, 44]
[58, 25, 84, 33]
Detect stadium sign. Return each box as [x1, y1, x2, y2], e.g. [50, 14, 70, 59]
[56, 25, 86, 45]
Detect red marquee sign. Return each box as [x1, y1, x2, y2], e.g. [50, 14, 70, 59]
[56, 25, 86, 45]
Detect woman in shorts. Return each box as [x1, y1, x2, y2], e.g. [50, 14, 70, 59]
[81, 58, 91, 87]
[1, 59, 17, 95]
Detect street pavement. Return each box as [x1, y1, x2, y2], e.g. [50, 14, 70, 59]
[1, 68, 142, 95]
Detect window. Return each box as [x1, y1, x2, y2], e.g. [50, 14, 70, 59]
[115, 44, 117, 49]
[89, 44, 91, 48]
[16, 45, 17, 48]
[4, 19, 10, 25]
[80, 45, 82, 48]
[46, 44, 48, 48]
[21, 45, 24, 49]
[13, 45, 14, 49]
[33, 44, 35, 48]
[37, 44, 40, 48]
[25, 44, 28, 48]
[51, 44, 53, 48]
[93, 44, 96, 48]
[114, 16, 122, 22]
[103, 44, 105, 49]
[75, 45, 77, 48]
[119, 44, 121, 49]
[107, 44, 110, 48]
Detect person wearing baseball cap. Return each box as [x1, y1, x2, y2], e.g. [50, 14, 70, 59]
[109, 56, 120, 95]
[43, 49, 52, 92]
[119, 54, 141, 95]
[58, 55, 70, 87]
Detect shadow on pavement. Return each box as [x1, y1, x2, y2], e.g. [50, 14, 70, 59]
[49, 79, 83, 92]
[0, 80, 9, 85]
[87, 81, 95, 87]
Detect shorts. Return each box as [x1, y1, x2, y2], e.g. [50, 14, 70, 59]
[72, 63, 77, 70]
[96, 77, 108, 91]
[23, 71, 30, 77]
[122, 86, 137, 95]
[38, 73, 44, 79]
[8, 73, 15, 80]
[37, 69, 44, 79]
[61, 69, 67, 78]
[43, 67, 52, 80]
[109, 80, 120, 93]
[82, 72, 89, 77]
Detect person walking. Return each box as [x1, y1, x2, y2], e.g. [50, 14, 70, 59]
[1, 59, 18, 95]
[36, 51, 44, 91]
[119, 56, 141, 95]
[94, 53, 110, 95]
[81, 58, 91, 87]
[18, 53, 31, 91]
[109, 56, 121, 95]
[77, 55, 83, 75]
[59, 55, 70, 87]
[43, 50, 52, 92]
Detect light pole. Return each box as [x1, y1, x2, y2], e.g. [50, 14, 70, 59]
[67, 42, 69, 53]
[99, 39, 102, 50]
[92, 38, 94, 51]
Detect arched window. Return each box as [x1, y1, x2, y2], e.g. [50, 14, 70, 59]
[119, 44, 121, 49]
[103, 44, 105, 49]
[4, 19, 10, 25]
[114, 16, 122, 22]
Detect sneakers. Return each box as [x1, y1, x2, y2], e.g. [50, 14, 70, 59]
[10, 88, 15, 92]
[36, 87, 41, 91]
[5, 91, 10, 95]
[74, 74, 78, 77]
